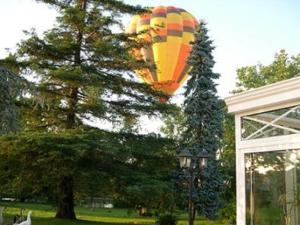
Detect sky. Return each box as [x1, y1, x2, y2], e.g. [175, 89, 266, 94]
[1, 0, 300, 99]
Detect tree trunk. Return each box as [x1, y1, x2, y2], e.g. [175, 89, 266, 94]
[192, 206, 196, 222]
[20, 196, 26, 203]
[55, 176, 76, 219]
[55, 0, 87, 220]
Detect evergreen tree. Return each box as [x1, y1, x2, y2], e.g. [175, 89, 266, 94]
[0, 66, 29, 135]
[182, 22, 224, 219]
[0, 0, 174, 219]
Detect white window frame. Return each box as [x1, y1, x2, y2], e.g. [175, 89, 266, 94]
[225, 75, 300, 225]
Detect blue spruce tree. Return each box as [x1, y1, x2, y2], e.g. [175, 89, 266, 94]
[183, 22, 224, 219]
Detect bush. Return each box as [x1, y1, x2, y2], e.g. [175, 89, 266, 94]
[218, 201, 236, 225]
[156, 214, 177, 225]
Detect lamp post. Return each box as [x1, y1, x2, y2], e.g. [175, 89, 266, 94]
[178, 148, 208, 225]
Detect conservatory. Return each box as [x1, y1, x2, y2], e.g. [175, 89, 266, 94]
[225, 76, 300, 225]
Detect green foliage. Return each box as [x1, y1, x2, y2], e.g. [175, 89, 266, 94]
[236, 49, 300, 90]
[14, 0, 171, 133]
[124, 181, 175, 215]
[0, 66, 29, 135]
[218, 111, 236, 224]
[218, 201, 236, 225]
[160, 107, 186, 142]
[219, 112, 235, 206]
[156, 214, 177, 225]
[182, 22, 224, 219]
[0, 0, 176, 220]
[0, 129, 176, 217]
[113, 133, 177, 214]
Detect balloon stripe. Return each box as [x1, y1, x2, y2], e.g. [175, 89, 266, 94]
[141, 28, 155, 82]
[153, 8, 166, 13]
[167, 23, 183, 31]
[152, 13, 167, 18]
[183, 26, 195, 33]
[153, 36, 167, 43]
[142, 47, 157, 82]
[153, 29, 187, 40]
[183, 20, 195, 27]
[153, 28, 167, 36]
[177, 10, 196, 84]
[177, 64, 190, 83]
[164, 9, 183, 82]
[167, 30, 182, 37]
[181, 11, 196, 44]
[166, 9, 181, 14]
[133, 16, 152, 84]
[151, 7, 167, 83]
[167, 6, 177, 10]
[172, 44, 191, 81]
[167, 13, 182, 23]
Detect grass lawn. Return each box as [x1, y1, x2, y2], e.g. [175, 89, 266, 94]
[0, 202, 225, 225]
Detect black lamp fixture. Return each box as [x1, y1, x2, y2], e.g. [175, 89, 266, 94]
[197, 149, 208, 169]
[177, 148, 209, 225]
[178, 148, 192, 169]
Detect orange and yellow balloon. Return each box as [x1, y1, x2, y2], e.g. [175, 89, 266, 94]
[126, 6, 198, 96]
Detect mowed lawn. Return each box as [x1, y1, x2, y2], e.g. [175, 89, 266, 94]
[0, 202, 225, 225]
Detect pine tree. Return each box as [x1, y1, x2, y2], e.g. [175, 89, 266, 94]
[182, 22, 224, 219]
[0, 0, 174, 219]
[0, 66, 29, 135]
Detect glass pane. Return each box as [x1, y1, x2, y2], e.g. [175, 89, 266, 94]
[245, 150, 300, 225]
[242, 105, 300, 140]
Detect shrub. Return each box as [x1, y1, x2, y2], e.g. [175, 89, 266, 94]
[156, 214, 177, 225]
[218, 201, 236, 225]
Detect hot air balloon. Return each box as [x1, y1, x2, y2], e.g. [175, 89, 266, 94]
[126, 6, 198, 98]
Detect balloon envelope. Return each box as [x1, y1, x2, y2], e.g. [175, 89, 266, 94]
[127, 6, 198, 96]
